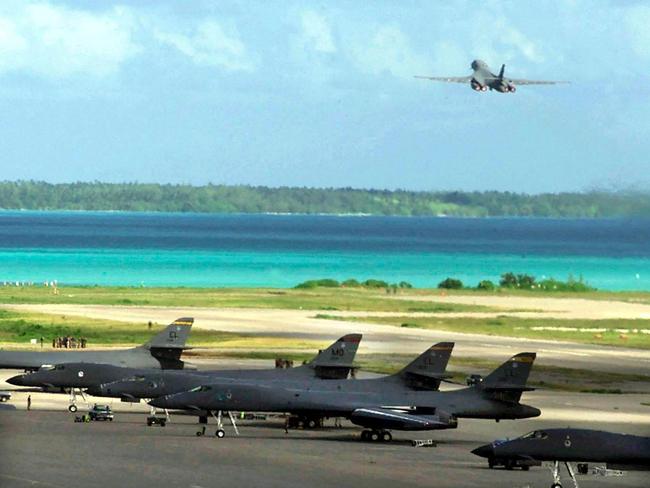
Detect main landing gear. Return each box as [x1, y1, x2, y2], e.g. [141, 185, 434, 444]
[360, 429, 392, 442]
[549, 460, 579, 488]
[286, 415, 323, 429]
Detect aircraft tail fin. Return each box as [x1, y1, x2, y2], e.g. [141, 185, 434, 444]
[145, 317, 194, 350]
[307, 333, 362, 379]
[480, 352, 536, 402]
[397, 342, 454, 390]
[498, 64, 505, 80]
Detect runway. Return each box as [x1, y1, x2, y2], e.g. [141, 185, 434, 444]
[5, 303, 650, 376]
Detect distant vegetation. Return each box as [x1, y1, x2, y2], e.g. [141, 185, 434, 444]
[295, 278, 413, 291]
[1, 181, 650, 217]
[437, 272, 596, 292]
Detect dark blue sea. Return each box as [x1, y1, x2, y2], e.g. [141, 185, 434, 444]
[0, 211, 648, 290]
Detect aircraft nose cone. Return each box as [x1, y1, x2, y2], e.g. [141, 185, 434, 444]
[7, 374, 25, 386]
[471, 443, 494, 458]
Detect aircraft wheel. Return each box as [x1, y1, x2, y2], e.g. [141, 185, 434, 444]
[381, 432, 392, 442]
[307, 419, 318, 429]
[196, 431, 203, 437]
[68, 404, 78, 413]
[551, 484, 562, 488]
[215, 429, 225, 439]
[370, 431, 381, 442]
[487, 458, 495, 469]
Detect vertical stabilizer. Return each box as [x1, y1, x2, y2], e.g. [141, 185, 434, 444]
[307, 333, 362, 379]
[145, 317, 194, 349]
[397, 342, 454, 390]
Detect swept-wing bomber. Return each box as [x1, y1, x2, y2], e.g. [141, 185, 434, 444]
[150, 351, 540, 441]
[415, 60, 567, 93]
[473, 428, 650, 487]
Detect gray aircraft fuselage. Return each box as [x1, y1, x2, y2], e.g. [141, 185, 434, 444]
[150, 377, 540, 429]
[0, 317, 194, 371]
[473, 428, 650, 469]
[7, 334, 365, 396]
[0, 347, 162, 372]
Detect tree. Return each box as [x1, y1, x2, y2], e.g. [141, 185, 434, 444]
[438, 278, 463, 289]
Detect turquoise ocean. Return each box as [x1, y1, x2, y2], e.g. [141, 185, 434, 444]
[0, 211, 648, 291]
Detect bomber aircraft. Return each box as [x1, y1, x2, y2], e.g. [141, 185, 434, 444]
[0, 317, 194, 372]
[150, 352, 540, 442]
[472, 428, 650, 488]
[415, 60, 567, 93]
[7, 333, 363, 419]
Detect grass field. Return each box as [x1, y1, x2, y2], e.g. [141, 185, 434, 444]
[0, 310, 255, 347]
[0, 286, 498, 312]
[323, 315, 650, 349]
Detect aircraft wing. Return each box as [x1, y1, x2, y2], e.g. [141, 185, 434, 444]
[507, 78, 569, 85]
[414, 75, 471, 83]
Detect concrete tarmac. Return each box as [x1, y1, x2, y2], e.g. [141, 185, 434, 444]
[1, 409, 648, 488]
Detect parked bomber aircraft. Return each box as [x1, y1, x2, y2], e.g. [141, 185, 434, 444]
[0, 317, 194, 371]
[7, 334, 364, 417]
[150, 352, 540, 442]
[472, 428, 650, 488]
[95, 340, 453, 402]
[415, 60, 567, 93]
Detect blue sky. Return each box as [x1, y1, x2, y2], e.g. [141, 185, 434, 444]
[0, 0, 648, 193]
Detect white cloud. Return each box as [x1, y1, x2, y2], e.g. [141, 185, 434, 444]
[350, 25, 433, 78]
[153, 20, 253, 72]
[300, 10, 335, 53]
[0, 3, 140, 78]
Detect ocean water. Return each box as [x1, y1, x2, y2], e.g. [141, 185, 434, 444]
[0, 211, 649, 290]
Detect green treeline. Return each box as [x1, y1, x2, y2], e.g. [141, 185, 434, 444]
[1, 181, 649, 217]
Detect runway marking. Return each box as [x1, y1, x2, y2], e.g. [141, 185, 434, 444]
[0, 473, 67, 488]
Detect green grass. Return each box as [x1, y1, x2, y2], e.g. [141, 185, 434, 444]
[0, 309, 252, 347]
[322, 315, 650, 349]
[0, 286, 497, 313]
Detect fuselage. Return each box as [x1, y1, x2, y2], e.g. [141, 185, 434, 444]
[0, 347, 163, 372]
[470, 59, 515, 93]
[150, 377, 540, 425]
[474, 428, 650, 468]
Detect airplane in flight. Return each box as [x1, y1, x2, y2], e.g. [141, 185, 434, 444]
[0, 317, 194, 372]
[472, 428, 650, 488]
[7, 333, 364, 420]
[415, 59, 567, 93]
[150, 352, 540, 441]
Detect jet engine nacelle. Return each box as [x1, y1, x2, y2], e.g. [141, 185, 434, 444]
[470, 79, 484, 92]
[349, 407, 458, 431]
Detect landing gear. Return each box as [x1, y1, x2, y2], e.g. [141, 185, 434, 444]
[68, 404, 78, 413]
[548, 460, 579, 488]
[360, 429, 392, 442]
[286, 415, 323, 430]
[209, 410, 239, 439]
